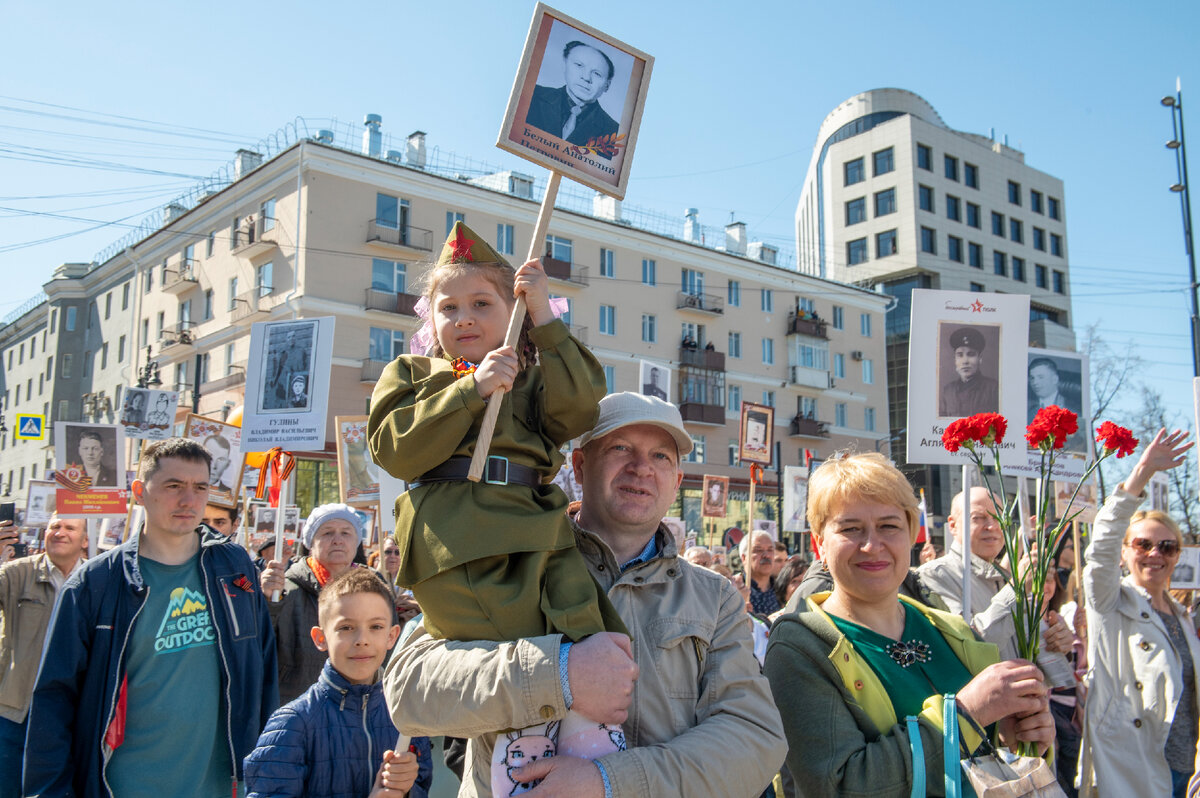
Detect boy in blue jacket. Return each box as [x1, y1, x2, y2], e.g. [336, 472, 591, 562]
[245, 568, 432, 798]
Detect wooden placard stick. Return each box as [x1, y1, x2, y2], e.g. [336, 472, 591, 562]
[1072, 519, 1083, 604]
[468, 172, 562, 481]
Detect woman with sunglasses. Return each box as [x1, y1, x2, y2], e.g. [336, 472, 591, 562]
[1080, 428, 1196, 798]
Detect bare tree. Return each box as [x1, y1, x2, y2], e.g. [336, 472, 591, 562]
[1084, 323, 1145, 500]
[1130, 385, 1198, 539]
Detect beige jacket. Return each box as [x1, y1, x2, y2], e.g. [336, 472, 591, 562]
[384, 521, 787, 797]
[0, 553, 74, 722]
[917, 540, 1020, 659]
[1080, 489, 1200, 797]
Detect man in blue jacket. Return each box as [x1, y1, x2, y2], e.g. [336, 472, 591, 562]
[24, 437, 284, 798]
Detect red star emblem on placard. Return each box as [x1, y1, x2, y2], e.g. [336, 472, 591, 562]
[448, 226, 475, 263]
[969, 300, 984, 313]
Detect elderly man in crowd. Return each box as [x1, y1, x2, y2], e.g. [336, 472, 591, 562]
[385, 392, 786, 796]
[740, 530, 782, 616]
[0, 515, 87, 798]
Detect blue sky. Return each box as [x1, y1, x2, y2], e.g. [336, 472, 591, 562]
[2, 0, 1198, 425]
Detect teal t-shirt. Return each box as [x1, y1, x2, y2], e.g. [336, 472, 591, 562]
[106, 553, 234, 798]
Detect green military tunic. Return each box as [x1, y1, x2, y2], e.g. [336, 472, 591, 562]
[368, 319, 625, 641]
[939, 374, 999, 417]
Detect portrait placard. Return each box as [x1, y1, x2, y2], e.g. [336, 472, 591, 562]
[1149, 471, 1172, 513]
[738, 402, 774, 465]
[661, 516, 685, 551]
[1173, 546, 1200, 590]
[335, 416, 380, 505]
[184, 414, 244, 509]
[906, 289, 1030, 467]
[53, 422, 128, 516]
[638, 361, 670, 403]
[25, 479, 57, 526]
[377, 470, 407, 537]
[701, 475, 729, 518]
[497, 3, 653, 199]
[241, 316, 336, 451]
[782, 465, 808, 533]
[119, 387, 179, 440]
[1054, 479, 1099, 525]
[1006, 348, 1092, 482]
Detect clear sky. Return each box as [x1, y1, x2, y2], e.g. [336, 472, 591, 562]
[2, 0, 1198, 426]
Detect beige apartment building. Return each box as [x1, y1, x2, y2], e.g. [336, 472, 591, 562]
[1, 119, 889, 543]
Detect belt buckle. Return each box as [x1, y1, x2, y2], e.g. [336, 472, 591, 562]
[484, 456, 510, 485]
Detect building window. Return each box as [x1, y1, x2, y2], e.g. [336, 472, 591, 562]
[761, 391, 775, 409]
[876, 229, 898, 258]
[919, 185, 935, 213]
[845, 197, 867, 225]
[835, 403, 847, 428]
[917, 143, 932, 170]
[118, 335, 126, 363]
[726, 278, 739, 305]
[761, 289, 773, 313]
[1012, 257, 1026, 282]
[1031, 190, 1044, 214]
[762, 338, 774, 365]
[1005, 180, 1021, 205]
[1048, 197, 1061, 220]
[873, 188, 896, 218]
[368, 328, 405, 361]
[862, 358, 874, 384]
[259, 197, 276, 232]
[727, 385, 741, 414]
[1032, 227, 1046, 251]
[122, 282, 130, 310]
[991, 212, 1005, 236]
[970, 282, 985, 292]
[104, 292, 112, 320]
[256, 263, 273, 297]
[376, 193, 410, 233]
[371, 258, 407, 293]
[65, 306, 77, 332]
[946, 195, 961, 222]
[945, 155, 959, 181]
[1010, 218, 1023, 244]
[920, 227, 937, 254]
[546, 235, 573, 263]
[966, 202, 981, 229]
[873, 147, 894, 176]
[833, 352, 845, 378]
[203, 289, 214, 320]
[603, 365, 615, 393]
[968, 242, 982, 268]
[1050, 234, 1063, 256]
[643, 259, 657, 286]
[61, 354, 73, 379]
[684, 435, 705, 465]
[681, 268, 704, 296]
[1053, 270, 1066, 294]
[860, 313, 872, 337]
[832, 306, 844, 330]
[599, 248, 615, 278]
[844, 157, 865, 186]
[227, 277, 239, 311]
[445, 211, 464, 236]
[846, 238, 867, 265]
[948, 236, 963, 263]
[964, 162, 979, 189]
[728, 331, 742, 358]
[1035, 264, 1048, 288]
[497, 224, 514, 255]
[865, 406, 877, 432]
[993, 251, 1007, 277]
[144, 270, 153, 294]
[599, 305, 615, 335]
[641, 314, 656, 343]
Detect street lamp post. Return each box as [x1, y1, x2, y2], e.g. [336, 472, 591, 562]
[136, 346, 162, 389]
[1163, 78, 1200, 377]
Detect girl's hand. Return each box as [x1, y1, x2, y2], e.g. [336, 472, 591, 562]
[1124, 428, 1192, 497]
[515, 259, 553, 326]
[473, 347, 519, 398]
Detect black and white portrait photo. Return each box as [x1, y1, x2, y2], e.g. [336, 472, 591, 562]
[262, 321, 315, 411]
[639, 360, 670, 402]
[1026, 349, 1090, 455]
[937, 323, 1001, 418]
[118, 388, 178, 440]
[242, 315, 336, 452]
[185, 414, 243, 508]
[59, 424, 120, 488]
[525, 33, 625, 154]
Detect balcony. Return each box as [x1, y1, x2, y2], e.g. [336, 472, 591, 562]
[676, 290, 724, 315]
[679, 402, 724, 426]
[543, 257, 589, 286]
[231, 216, 278, 258]
[231, 290, 273, 324]
[361, 359, 390, 383]
[365, 288, 421, 316]
[786, 312, 828, 339]
[202, 364, 246, 393]
[366, 219, 434, 252]
[163, 261, 199, 294]
[789, 414, 830, 438]
[678, 347, 725, 371]
[158, 322, 195, 352]
[789, 365, 833, 389]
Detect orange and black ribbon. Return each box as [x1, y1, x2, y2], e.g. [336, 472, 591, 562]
[253, 447, 297, 508]
[749, 463, 764, 485]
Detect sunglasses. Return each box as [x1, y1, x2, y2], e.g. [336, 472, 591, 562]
[1126, 537, 1181, 557]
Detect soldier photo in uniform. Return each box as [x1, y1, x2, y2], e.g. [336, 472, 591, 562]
[262, 322, 315, 411]
[937, 323, 1000, 418]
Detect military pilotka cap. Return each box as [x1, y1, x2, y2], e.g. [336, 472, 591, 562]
[438, 221, 511, 268]
[948, 326, 985, 352]
[579, 392, 694, 455]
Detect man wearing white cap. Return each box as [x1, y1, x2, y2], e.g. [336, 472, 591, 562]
[385, 392, 786, 797]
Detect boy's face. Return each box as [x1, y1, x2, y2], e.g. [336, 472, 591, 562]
[310, 592, 399, 685]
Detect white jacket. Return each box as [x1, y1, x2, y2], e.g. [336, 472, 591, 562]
[1080, 488, 1200, 797]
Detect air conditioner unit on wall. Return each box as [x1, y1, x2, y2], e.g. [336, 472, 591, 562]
[851, 350, 864, 361]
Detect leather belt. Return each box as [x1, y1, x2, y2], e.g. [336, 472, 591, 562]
[409, 456, 541, 490]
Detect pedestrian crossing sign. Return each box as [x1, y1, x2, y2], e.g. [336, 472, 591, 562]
[15, 414, 45, 440]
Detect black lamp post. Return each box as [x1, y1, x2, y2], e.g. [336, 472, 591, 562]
[136, 346, 162, 389]
[1163, 79, 1200, 377]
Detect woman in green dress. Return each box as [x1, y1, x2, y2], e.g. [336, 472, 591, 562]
[763, 452, 1054, 797]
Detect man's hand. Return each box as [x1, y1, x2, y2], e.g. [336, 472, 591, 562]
[997, 699, 1056, 757]
[513, 755, 605, 798]
[1041, 610, 1073, 654]
[261, 559, 286, 598]
[369, 748, 419, 797]
[568, 633, 637, 725]
[0, 520, 17, 562]
[396, 594, 421, 625]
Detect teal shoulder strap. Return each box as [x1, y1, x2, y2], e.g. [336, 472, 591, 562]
[943, 693, 962, 798]
[906, 716, 925, 798]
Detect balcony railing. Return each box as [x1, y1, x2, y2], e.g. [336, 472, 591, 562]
[366, 219, 434, 252]
[158, 322, 195, 349]
[365, 288, 421, 316]
[543, 257, 589, 286]
[789, 414, 830, 438]
[231, 289, 273, 323]
[231, 216, 278, 257]
[678, 347, 725, 371]
[164, 261, 199, 294]
[361, 359, 390, 382]
[675, 291, 724, 314]
[786, 312, 829, 339]
[789, 365, 833, 389]
[679, 402, 724, 425]
[202, 365, 246, 393]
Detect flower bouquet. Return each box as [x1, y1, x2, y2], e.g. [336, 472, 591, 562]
[941, 407, 1137, 750]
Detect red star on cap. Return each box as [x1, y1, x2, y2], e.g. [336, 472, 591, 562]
[970, 300, 984, 313]
[448, 225, 475, 263]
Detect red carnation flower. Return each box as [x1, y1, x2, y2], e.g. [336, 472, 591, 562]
[1095, 421, 1138, 458]
[971, 413, 1008, 447]
[942, 418, 973, 452]
[943, 413, 1008, 453]
[1025, 405, 1078, 450]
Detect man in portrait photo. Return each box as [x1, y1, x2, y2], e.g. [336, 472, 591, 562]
[703, 477, 727, 517]
[203, 434, 233, 495]
[121, 390, 146, 427]
[642, 366, 667, 401]
[938, 325, 999, 417]
[1027, 356, 1087, 451]
[525, 39, 620, 154]
[145, 393, 172, 427]
[266, 327, 311, 410]
[76, 429, 116, 488]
